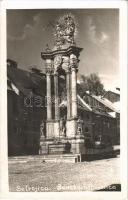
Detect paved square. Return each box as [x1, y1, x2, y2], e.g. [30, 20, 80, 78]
[9, 157, 120, 192]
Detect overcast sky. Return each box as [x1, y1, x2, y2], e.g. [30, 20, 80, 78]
[7, 9, 119, 90]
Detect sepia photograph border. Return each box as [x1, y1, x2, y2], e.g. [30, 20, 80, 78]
[0, 0, 127, 200]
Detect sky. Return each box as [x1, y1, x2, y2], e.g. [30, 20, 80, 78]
[7, 9, 119, 90]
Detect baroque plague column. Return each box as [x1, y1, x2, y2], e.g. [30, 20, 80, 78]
[40, 14, 85, 154]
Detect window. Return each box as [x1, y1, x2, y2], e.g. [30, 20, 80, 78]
[86, 114, 90, 120]
[83, 96, 89, 104]
[81, 113, 83, 119]
[85, 127, 89, 132]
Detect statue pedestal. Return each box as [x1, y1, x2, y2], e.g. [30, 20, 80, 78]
[67, 136, 85, 154]
[53, 121, 60, 138]
[66, 118, 77, 138]
[46, 121, 54, 138]
[46, 120, 60, 139]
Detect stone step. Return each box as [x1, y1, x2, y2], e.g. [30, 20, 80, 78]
[8, 154, 81, 163]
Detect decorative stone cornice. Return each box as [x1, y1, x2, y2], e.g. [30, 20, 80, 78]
[41, 46, 83, 60]
[46, 67, 53, 75]
[65, 68, 71, 74]
[67, 117, 78, 121]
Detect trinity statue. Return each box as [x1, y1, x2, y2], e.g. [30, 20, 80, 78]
[40, 14, 84, 155]
[54, 14, 76, 49]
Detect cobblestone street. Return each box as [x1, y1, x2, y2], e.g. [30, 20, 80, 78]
[9, 157, 120, 192]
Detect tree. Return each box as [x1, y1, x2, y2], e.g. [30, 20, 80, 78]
[78, 73, 105, 96]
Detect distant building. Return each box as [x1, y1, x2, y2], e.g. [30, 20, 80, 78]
[103, 88, 120, 103]
[7, 59, 46, 156]
[80, 93, 120, 145]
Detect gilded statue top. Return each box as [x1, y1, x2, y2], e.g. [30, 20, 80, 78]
[54, 14, 76, 49]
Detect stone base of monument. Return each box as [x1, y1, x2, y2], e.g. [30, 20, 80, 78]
[8, 154, 81, 163]
[46, 121, 60, 139]
[39, 141, 67, 155]
[66, 136, 86, 155]
[66, 119, 77, 137]
[39, 135, 86, 161]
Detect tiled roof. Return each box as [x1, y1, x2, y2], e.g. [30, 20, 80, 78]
[59, 95, 92, 112]
[103, 89, 120, 97]
[7, 65, 46, 96]
[113, 101, 120, 112]
[93, 109, 113, 118]
[108, 112, 116, 118]
[110, 89, 120, 95]
[77, 95, 92, 111]
[91, 95, 120, 113]
[77, 95, 114, 117]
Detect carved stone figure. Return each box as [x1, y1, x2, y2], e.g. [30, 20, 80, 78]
[54, 14, 76, 48]
[54, 22, 64, 47]
[59, 116, 66, 136]
[63, 15, 75, 45]
[77, 117, 84, 135]
[45, 44, 51, 52]
[54, 55, 63, 73]
[40, 121, 45, 138]
[62, 56, 70, 72]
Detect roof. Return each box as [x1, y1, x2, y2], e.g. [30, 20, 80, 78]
[108, 112, 116, 118]
[7, 65, 46, 96]
[113, 101, 120, 112]
[7, 79, 13, 91]
[78, 95, 114, 117]
[93, 109, 113, 118]
[103, 88, 120, 97]
[7, 62, 65, 97]
[92, 95, 120, 113]
[59, 95, 92, 112]
[110, 88, 120, 95]
[77, 95, 92, 111]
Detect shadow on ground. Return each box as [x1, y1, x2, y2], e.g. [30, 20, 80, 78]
[81, 150, 120, 162]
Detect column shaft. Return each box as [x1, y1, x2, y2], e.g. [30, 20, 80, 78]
[71, 68, 77, 118]
[46, 73, 52, 120]
[54, 73, 59, 120]
[66, 72, 71, 119]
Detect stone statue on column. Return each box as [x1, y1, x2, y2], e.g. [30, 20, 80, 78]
[77, 117, 84, 135]
[59, 116, 66, 137]
[54, 14, 76, 49]
[40, 121, 45, 139]
[63, 15, 75, 45]
[41, 13, 83, 146]
[54, 55, 63, 73]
